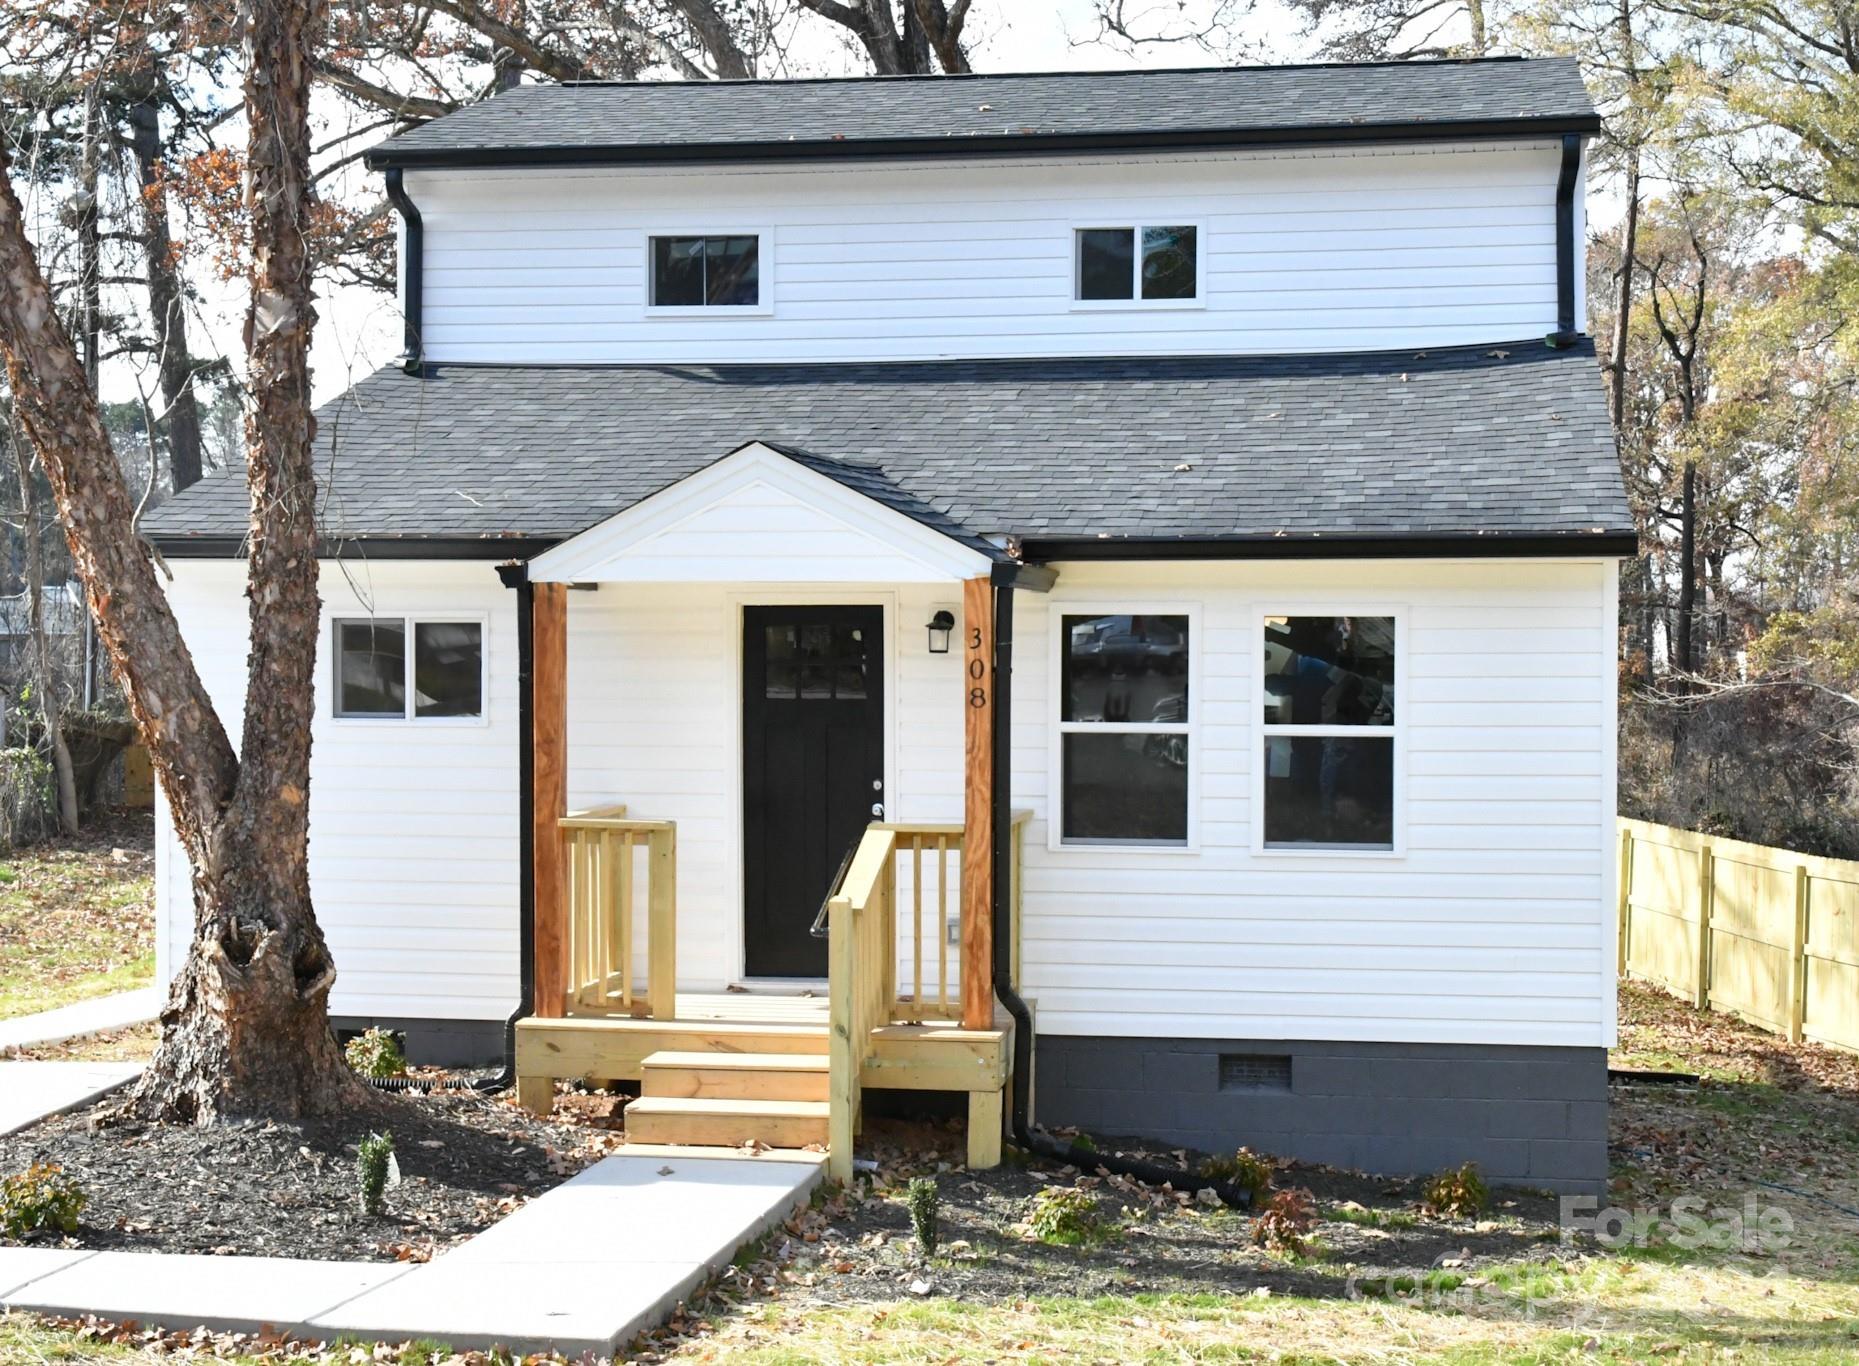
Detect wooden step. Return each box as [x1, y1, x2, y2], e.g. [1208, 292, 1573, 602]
[623, 1096, 829, 1149]
[641, 1051, 830, 1102]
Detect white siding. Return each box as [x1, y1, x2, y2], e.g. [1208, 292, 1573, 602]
[565, 582, 967, 988]
[408, 140, 1565, 365]
[1013, 559, 1616, 1049]
[155, 559, 520, 1022]
[156, 555, 1616, 1050]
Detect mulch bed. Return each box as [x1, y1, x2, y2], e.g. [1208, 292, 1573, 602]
[0, 1087, 619, 1263]
[731, 1117, 1566, 1309]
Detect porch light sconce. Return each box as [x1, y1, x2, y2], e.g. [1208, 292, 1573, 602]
[926, 609, 956, 654]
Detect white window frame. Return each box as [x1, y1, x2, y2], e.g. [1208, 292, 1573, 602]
[1068, 221, 1205, 311]
[1049, 602, 1201, 853]
[330, 613, 490, 727]
[644, 227, 775, 317]
[1253, 606, 1405, 859]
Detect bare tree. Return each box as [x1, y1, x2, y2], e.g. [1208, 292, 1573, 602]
[0, 0, 364, 1120]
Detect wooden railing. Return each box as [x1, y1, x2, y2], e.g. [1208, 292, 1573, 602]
[825, 813, 1032, 1178]
[826, 826, 898, 1181]
[560, 805, 677, 1019]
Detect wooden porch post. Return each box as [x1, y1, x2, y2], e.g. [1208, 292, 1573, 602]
[961, 575, 994, 1030]
[533, 581, 569, 1018]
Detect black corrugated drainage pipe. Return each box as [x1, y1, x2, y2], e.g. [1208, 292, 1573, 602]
[985, 572, 1252, 1209]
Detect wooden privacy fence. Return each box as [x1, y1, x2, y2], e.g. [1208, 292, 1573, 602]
[1618, 817, 1859, 1050]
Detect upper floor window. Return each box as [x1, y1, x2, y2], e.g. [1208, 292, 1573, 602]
[650, 234, 761, 308]
[335, 617, 483, 721]
[1075, 225, 1199, 304]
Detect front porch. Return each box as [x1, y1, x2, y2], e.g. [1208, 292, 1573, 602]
[513, 808, 1029, 1174]
[502, 442, 1047, 1177]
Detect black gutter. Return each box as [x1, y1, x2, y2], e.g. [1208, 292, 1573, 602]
[382, 167, 425, 374]
[147, 535, 561, 561]
[1018, 531, 1640, 562]
[477, 560, 539, 1094]
[990, 560, 1057, 593]
[366, 115, 1602, 172]
[986, 581, 1251, 1208]
[1548, 133, 1583, 349]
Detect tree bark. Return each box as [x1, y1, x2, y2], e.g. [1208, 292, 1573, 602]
[12, 447, 80, 837]
[127, 81, 206, 493]
[1608, 151, 1641, 431]
[1675, 460, 1697, 676]
[0, 0, 364, 1122]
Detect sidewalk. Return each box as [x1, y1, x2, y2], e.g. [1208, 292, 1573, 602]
[0, 1145, 825, 1358]
[0, 987, 160, 1053]
[0, 1061, 142, 1137]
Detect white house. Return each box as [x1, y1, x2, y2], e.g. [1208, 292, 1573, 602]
[145, 58, 1631, 1192]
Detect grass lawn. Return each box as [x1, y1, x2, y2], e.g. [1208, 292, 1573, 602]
[0, 813, 154, 1022]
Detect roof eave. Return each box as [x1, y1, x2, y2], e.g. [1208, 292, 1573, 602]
[145, 534, 564, 560]
[1017, 530, 1640, 562]
[365, 114, 1603, 171]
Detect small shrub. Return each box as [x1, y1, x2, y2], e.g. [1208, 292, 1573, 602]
[1199, 1146, 1275, 1204]
[1250, 1187, 1316, 1254]
[358, 1132, 395, 1216]
[1, 1162, 87, 1238]
[1422, 1162, 1490, 1219]
[345, 1028, 408, 1080]
[1025, 1185, 1100, 1245]
[904, 1177, 940, 1259]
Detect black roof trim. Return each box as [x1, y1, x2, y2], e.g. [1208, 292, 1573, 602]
[1019, 531, 1640, 561]
[367, 114, 1600, 171]
[149, 534, 562, 560]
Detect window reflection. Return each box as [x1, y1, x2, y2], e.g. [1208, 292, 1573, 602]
[1062, 614, 1189, 723]
[1263, 736, 1394, 848]
[1263, 616, 1394, 726]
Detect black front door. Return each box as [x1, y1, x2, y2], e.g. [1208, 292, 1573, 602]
[742, 605, 884, 978]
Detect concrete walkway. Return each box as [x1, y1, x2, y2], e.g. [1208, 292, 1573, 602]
[0, 1146, 825, 1358]
[0, 988, 160, 1052]
[0, 1062, 142, 1137]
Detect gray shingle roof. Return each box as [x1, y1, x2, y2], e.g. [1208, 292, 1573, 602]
[369, 58, 1597, 166]
[144, 340, 1633, 555]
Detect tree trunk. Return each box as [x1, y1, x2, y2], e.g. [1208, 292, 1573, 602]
[1465, 0, 1488, 53]
[13, 449, 80, 837]
[1675, 461, 1697, 676]
[1608, 151, 1641, 431]
[133, 0, 361, 1121]
[77, 86, 102, 386]
[127, 82, 206, 494]
[0, 0, 365, 1122]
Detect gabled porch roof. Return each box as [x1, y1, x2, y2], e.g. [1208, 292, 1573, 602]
[526, 441, 1000, 584]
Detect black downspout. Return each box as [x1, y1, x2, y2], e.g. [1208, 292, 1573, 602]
[370, 565, 533, 1096]
[1547, 133, 1582, 350]
[383, 166, 424, 374]
[479, 561, 538, 1092]
[986, 571, 1251, 1207]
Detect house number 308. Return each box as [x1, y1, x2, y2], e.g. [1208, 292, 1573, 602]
[967, 630, 987, 708]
